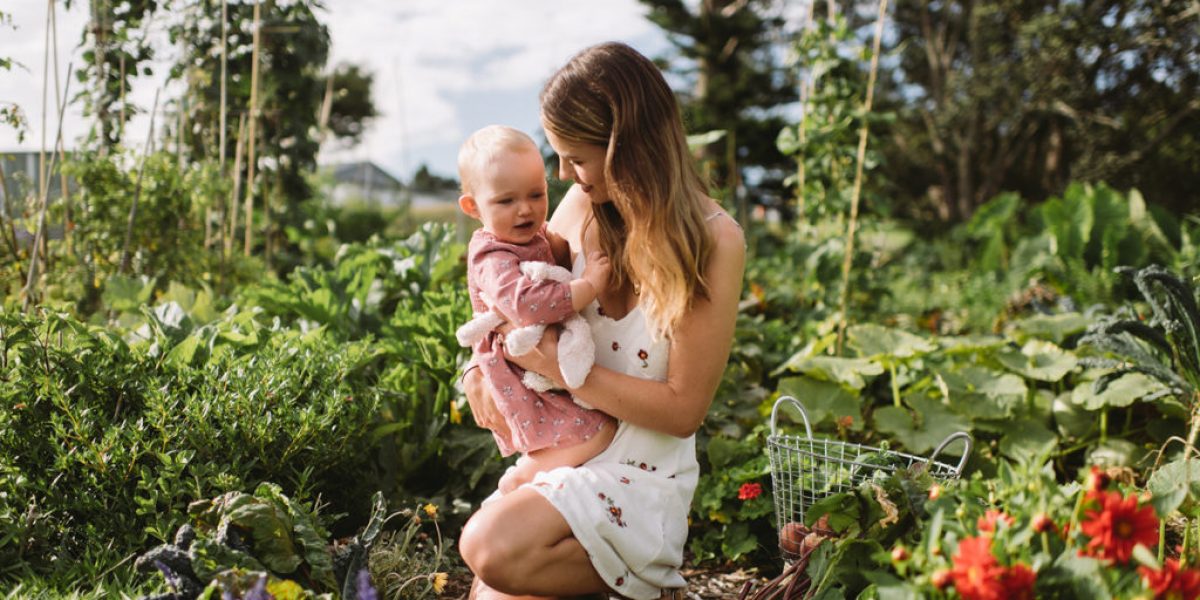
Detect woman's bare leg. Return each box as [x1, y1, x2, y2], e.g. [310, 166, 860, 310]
[460, 487, 610, 597]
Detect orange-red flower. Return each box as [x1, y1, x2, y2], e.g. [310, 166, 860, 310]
[977, 509, 1015, 536]
[1000, 563, 1037, 600]
[950, 536, 1005, 600]
[738, 482, 762, 501]
[1080, 489, 1159, 564]
[1140, 558, 1200, 600]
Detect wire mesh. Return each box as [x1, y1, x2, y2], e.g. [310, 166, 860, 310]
[766, 396, 971, 560]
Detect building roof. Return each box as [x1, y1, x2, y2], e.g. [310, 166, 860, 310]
[326, 161, 404, 190]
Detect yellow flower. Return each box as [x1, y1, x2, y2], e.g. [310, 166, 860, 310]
[266, 579, 304, 600]
[423, 503, 438, 518]
[450, 401, 462, 424]
[432, 572, 449, 594]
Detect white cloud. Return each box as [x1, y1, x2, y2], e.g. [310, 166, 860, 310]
[0, 0, 666, 181]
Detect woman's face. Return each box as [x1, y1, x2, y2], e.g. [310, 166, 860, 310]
[544, 128, 610, 204]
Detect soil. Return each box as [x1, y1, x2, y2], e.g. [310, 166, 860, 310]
[444, 561, 774, 599]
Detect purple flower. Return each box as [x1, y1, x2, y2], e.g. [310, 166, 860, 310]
[356, 569, 379, 600]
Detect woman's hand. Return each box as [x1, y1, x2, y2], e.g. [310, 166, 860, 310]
[502, 326, 564, 387]
[463, 368, 509, 437]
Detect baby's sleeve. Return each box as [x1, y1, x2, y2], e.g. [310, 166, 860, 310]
[473, 247, 576, 327]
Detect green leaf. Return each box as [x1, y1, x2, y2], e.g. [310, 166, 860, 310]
[777, 376, 862, 431]
[995, 340, 1078, 382]
[103, 274, 155, 312]
[999, 420, 1058, 462]
[1071, 372, 1168, 410]
[1013, 313, 1091, 345]
[873, 396, 971, 455]
[1088, 439, 1144, 468]
[1148, 459, 1200, 517]
[719, 522, 758, 561]
[165, 333, 204, 367]
[775, 354, 884, 390]
[847, 324, 936, 359]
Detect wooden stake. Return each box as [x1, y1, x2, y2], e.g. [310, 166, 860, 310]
[118, 88, 160, 275]
[243, 0, 262, 256]
[835, 0, 889, 354]
[23, 72, 72, 311]
[226, 113, 246, 259]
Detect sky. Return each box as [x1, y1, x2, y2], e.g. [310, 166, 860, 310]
[0, 0, 670, 182]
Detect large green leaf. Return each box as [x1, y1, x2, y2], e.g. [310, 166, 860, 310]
[995, 340, 1078, 382]
[775, 354, 884, 390]
[1071, 372, 1168, 410]
[999, 419, 1058, 462]
[1012, 313, 1091, 345]
[848, 324, 936, 359]
[777, 376, 863, 431]
[874, 396, 971, 455]
[1148, 458, 1200, 517]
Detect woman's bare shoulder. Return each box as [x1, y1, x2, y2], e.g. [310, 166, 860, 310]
[548, 186, 592, 251]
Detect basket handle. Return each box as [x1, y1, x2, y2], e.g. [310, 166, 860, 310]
[927, 432, 972, 474]
[770, 395, 813, 439]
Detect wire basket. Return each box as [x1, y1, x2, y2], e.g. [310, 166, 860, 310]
[767, 395, 972, 559]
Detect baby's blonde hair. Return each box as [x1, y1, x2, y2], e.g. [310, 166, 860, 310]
[457, 125, 540, 196]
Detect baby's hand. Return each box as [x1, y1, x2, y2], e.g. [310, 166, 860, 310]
[582, 251, 611, 294]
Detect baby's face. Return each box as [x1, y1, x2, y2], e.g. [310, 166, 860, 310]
[471, 149, 549, 245]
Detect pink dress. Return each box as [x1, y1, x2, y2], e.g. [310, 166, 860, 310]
[466, 226, 613, 457]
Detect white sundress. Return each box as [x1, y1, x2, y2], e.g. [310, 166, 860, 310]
[527, 253, 698, 600]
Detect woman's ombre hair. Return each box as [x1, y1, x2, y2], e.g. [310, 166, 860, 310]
[540, 42, 714, 337]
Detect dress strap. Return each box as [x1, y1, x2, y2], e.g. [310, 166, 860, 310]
[706, 210, 742, 229]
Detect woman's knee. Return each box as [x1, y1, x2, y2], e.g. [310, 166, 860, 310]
[460, 509, 523, 590]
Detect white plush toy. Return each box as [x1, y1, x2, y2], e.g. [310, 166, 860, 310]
[456, 261, 596, 408]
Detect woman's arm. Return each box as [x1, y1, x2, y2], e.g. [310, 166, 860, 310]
[519, 210, 746, 438]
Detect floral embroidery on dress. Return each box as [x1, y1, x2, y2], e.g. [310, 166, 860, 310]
[597, 492, 627, 527]
[637, 349, 649, 368]
[619, 476, 632, 485]
[612, 341, 620, 351]
[622, 459, 658, 472]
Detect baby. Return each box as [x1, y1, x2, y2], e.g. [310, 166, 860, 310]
[456, 125, 616, 493]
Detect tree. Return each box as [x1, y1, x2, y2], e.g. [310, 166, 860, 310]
[74, 0, 160, 150]
[168, 0, 331, 206]
[878, 0, 1200, 222]
[640, 0, 799, 219]
[322, 63, 378, 148]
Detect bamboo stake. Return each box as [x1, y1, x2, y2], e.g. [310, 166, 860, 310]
[835, 0, 889, 354]
[215, 0, 228, 252]
[23, 72, 72, 312]
[243, 0, 262, 256]
[118, 88, 160, 275]
[795, 0, 815, 224]
[226, 113, 246, 259]
[49, 0, 69, 264]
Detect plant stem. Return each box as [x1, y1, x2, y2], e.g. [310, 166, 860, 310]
[1100, 410, 1108, 444]
[890, 362, 901, 407]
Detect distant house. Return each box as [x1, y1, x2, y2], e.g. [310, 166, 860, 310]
[324, 160, 406, 208]
[0, 150, 77, 218]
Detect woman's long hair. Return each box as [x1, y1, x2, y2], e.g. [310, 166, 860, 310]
[540, 42, 714, 337]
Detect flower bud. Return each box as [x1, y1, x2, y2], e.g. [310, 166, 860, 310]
[891, 545, 910, 562]
[929, 484, 942, 500]
[1032, 513, 1056, 534]
[931, 569, 952, 590]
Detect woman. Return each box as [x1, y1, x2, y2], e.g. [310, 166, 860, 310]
[458, 42, 745, 600]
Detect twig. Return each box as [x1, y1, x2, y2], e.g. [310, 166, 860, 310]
[118, 88, 160, 275]
[22, 65, 72, 312]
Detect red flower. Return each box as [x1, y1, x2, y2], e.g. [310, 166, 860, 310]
[1000, 563, 1037, 600]
[1140, 558, 1200, 600]
[950, 536, 1006, 600]
[738, 482, 763, 501]
[1080, 489, 1159, 564]
[1032, 513, 1057, 534]
[977, 509, 1015, 536]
